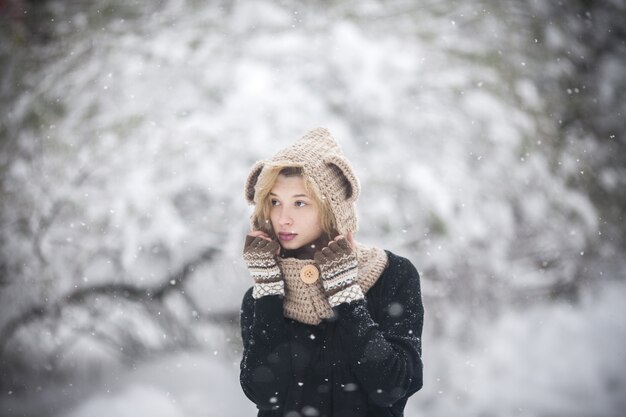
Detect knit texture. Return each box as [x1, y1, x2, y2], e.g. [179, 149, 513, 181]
[278, 244, 388, 325]
[240, 250, 423, 416]
[242, 236, 284, 299]
[245, 128, 360, 235]
[315, 238, 359, 291]
[328, 285, 363, 307]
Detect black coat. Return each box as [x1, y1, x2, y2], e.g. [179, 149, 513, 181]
[239, 251, 424, 417]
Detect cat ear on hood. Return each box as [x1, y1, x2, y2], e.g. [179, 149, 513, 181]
[323, 154, 360, 203]
[244, 160, 265, 204]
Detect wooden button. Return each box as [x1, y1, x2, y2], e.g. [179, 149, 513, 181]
[300, 265, 319, 284]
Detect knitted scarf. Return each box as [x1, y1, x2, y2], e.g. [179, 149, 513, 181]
[277, 244, 388, 325]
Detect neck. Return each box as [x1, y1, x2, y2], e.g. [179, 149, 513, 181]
[281, 236, 329, 260]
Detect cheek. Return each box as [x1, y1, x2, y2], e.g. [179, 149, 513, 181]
[269, 209, 279, 225]
[307, 210, 323, 230]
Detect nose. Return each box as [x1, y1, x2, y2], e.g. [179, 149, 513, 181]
[277, 206, 293, 227]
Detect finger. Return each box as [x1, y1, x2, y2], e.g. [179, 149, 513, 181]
[328, 241, 341, 254]
[248, 230, 271, 240]
[321, 247, 332, 257]
[267, 240, 280, 255]
[315, 248, 329, 262]
[336, 238, 350, 251]
[346, 231, 355, 249]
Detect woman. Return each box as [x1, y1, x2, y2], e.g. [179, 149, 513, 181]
[240, 128, 423, 417]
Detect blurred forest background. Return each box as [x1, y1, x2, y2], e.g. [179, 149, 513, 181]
[1, 0, 625, 416]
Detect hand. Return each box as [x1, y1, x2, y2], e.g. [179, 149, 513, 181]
[345, 231, 356, 250]
[243, 233, 284, 299]
[244, 231, 281, 256]
[314, 234, 363, 307]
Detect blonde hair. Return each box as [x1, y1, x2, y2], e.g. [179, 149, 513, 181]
[251, 164, 338, 239]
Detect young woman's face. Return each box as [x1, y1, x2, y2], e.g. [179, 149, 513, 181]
[269, 174, 323, 250]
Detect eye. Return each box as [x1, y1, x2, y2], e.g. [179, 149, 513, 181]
[295, 201, 307, 207]
[270, 199, 281, 206]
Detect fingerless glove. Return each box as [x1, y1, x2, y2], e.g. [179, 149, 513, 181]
[243, 236, 284, 299]
[314, 238, 363, 307]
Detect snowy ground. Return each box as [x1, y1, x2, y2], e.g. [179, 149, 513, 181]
[55, 280, 626, 417]
[412, 280, 626, 417]
[1, 1, 625, 416]
[63, 352, 257, 417]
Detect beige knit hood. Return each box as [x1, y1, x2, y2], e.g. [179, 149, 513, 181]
[244, 128, 388, 325]
[245, 127, 359, 235]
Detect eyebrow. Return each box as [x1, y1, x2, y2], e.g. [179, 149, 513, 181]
[270, 192, 309, 198]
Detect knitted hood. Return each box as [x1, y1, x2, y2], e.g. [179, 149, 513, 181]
[244, 128, 388, 325]
[244, 128, 360, 234]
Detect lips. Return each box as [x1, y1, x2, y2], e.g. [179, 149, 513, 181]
[278, 232, 297, 242]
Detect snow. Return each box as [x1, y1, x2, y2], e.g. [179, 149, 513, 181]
[409, 281, 626, 417]
[57, 281, 626, 417]
[1, 0, 625, 416]
[65, 352, 256, 417]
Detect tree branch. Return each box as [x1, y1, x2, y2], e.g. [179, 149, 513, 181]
[0, 247, 219, 358]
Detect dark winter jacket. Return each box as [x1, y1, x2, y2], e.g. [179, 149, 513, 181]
[239, 251, 424, 417]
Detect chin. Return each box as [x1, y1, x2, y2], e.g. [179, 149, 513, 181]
[280, 241, 304, 250]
